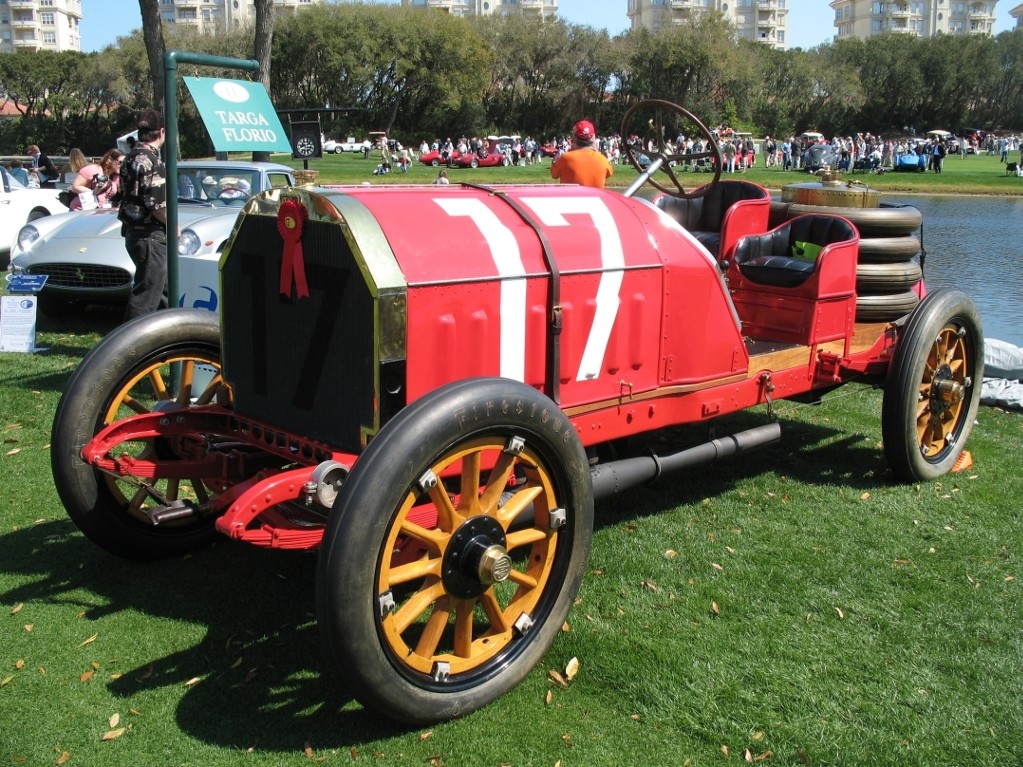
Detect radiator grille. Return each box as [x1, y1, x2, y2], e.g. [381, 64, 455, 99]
[26, 263, 131, 290]
[221, 215, 376, 453]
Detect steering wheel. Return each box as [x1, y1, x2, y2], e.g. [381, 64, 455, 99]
[620, 99, 722, 199]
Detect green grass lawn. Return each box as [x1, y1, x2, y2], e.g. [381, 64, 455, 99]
[2, 160, 1022, 765]
[283, 147, 1023, 196]
[2, 313, 1022, 766]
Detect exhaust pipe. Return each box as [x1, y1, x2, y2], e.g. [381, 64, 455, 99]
[590, 422, 782, 501]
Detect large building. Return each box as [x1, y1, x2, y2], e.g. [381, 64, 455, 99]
[158, 0, 324, 35]
[0, 0, 82, 53]
[1011, 1, 1023, 27]
[831, 0, 1000, 40]
[400, 0, 558, 20]
[627, 0, 789, 49]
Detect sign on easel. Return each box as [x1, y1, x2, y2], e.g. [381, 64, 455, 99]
[1, 274, 49, 353]
[0, 295, 40, 353]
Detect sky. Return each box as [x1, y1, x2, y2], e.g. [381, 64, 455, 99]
[81, 0, 1016, 53]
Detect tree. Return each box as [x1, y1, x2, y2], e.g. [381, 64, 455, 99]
[252, 0, 275, 162]
[138, 0, 166, 112]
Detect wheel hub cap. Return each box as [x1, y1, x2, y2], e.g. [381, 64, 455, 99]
[930, 364, 964, 419]
[442, 516, 511, 599]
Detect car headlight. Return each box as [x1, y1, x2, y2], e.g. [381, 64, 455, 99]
[16, 225, 40, 252]
[178, 229, 202, 256]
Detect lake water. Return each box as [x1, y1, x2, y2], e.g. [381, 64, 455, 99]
[885, 194, 1023, 347]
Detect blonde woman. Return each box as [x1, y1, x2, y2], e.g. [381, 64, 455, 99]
[61, 148, 88, 184]
[69, 148, 124, 210]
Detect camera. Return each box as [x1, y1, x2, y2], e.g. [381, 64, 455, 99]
[93, 174, 108, 186]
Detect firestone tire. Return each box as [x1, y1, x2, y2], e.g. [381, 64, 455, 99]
[770, 201, 922, 237]
[856, 289, 920, 322]
[856, 260, 923, 293]
[856, 235, 921, 263]
[51, 309, 225, 560]
[882, 289, 983, 482]
[316, 377, 594, 724]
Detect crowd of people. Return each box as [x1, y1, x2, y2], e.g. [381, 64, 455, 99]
[8, 108, 1020, 328]
[5, 108, 168, 321]
[4, 144, 125, 204]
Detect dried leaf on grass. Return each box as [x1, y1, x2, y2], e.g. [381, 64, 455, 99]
[5, 448, 21, 457]
[548, 669, 567, 687]
[565, 657, 580, 681]
[303, 741, 314, 758]
[78, 634, 98, 648]
[101, 728, 126, 742]
[11, 602, 23, 615]
[55, 751, 70, 765]
[109, 713, 120, 728]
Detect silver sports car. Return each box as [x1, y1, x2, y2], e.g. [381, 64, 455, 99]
[7, 160, 295, 316]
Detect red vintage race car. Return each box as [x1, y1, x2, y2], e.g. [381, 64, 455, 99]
[418, 148, 460, 167]
[450, 150, 512, 169]
[51, 101, 983, 725]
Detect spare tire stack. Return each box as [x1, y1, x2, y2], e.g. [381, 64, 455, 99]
[769, 173, 924, 322]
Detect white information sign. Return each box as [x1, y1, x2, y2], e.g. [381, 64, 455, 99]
[0, 295, 40, 353]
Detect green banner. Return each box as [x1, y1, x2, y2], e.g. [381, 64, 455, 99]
[183, 76, 291, 153]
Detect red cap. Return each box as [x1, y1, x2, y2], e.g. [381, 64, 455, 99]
[573, 120, 595, 142]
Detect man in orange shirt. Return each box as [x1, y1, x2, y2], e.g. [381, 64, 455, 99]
[550, 120, 614, 189]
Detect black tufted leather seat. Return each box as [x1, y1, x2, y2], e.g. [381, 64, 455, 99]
[731, 215, 857, 288]
[652, 180, 771, 257]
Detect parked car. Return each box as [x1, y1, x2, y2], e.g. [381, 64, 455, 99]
[418, 149, 460, 167]
[803, 143, 839, 172]
[0, 165, 68, 268]
[449, 150, 512, 169]
[49, 99, 983, 726]
[6, 160, 295, 315]
[323, 137, 370, 154]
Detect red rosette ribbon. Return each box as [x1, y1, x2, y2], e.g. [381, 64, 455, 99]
[277, 199, 310, 299]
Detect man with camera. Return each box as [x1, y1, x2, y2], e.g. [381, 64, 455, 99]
[117, 108, 169, 321]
